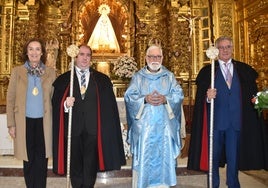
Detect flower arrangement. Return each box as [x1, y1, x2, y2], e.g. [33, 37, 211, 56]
[252, 89, 268, 115]
[113, 55, 138, 80]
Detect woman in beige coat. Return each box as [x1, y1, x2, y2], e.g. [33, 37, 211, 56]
[6, 38, 56, 188]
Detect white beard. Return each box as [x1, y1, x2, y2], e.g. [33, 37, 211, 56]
[147, 62, 162, 71]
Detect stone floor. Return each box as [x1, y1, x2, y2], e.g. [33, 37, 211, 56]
[0, 155, 267, 188]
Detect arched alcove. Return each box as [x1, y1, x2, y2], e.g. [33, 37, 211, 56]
[77, 0, 130, 54]
[75, 0, 132, 79]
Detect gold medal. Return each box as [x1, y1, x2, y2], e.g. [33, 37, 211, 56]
[80, 86, 86, 95]
[32, 87, 39, 96]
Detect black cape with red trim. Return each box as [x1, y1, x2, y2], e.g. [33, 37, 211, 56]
[52, 68, 126, 175]
[187, 60, 268, 172]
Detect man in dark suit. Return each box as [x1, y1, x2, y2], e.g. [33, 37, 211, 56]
[187, 36, 268, 188]
[52, 44, 126, 188]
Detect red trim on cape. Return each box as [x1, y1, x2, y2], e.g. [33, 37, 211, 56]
[95, 84, 105, 170]
[200, 100, 209, 171]
[57, 84, 70, 175]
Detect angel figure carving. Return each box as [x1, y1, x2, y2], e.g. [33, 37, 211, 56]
[46, 39, 59, 69]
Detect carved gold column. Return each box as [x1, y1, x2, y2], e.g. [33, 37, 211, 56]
[213, 0, 234, 39]
[39, 4, 69, 73]
[14, 3, 40, 65]
[0, 0, 16, 104]
[0, 1, 41, 105]
[134, 0, 169, 68]
[39, 6, 62, 41]
[167, 7, 184, 77]
[58, 2, 77, 74]
[235, 0, 268, 90]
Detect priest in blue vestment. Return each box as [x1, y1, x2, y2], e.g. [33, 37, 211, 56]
[124, 44, 184, 188]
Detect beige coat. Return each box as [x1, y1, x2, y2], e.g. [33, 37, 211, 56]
[6, 65, 56, 161]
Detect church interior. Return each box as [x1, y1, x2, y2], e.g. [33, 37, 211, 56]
[0, 0, 267, 187]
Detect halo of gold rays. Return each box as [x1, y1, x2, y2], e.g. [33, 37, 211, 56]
[98, 4, 110, 15]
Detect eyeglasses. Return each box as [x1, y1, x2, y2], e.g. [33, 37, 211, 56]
[147, 55, 162, 60]
[218, 45, 233, 50]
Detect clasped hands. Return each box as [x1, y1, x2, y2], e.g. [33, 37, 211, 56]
[145, 91, 166, 106]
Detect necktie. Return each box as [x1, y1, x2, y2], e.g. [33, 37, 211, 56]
[224, 63, 232, 89]
[80, 70, 86, 99]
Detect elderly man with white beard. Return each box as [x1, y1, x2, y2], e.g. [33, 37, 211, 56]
[124, 44, 184, 188]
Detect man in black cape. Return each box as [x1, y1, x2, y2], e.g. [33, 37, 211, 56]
[187, 36, 268, 187]
[52, 45, 126, 187]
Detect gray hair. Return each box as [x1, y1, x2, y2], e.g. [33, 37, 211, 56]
[215, 36, 233, 47]
[146, 45, 163, 56]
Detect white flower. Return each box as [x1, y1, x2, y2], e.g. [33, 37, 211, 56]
[113, 55, 138, 79]
[252, 89, 268, 115]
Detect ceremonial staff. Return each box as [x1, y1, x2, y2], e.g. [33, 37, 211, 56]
[206, 0, 217, 186]
[66, 44, 80, 188]
[206, 46, 219, 188]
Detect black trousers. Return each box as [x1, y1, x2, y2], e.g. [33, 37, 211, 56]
[70, 131, 98, 188]
[24, 117, 48, 188]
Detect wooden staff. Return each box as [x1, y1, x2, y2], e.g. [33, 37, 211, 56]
[205, 46, 219, 188]
[66, 45, 80, 188]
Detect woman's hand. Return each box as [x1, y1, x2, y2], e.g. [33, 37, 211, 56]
[8, 126, 16, 139]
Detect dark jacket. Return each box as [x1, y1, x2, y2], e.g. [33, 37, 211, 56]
[52, 68, 126, 175]
[187, 59, 268, 171]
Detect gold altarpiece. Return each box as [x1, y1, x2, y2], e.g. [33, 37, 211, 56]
[0, 0, 267, 109]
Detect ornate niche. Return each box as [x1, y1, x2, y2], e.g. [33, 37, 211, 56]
[75, 1, 132, 79]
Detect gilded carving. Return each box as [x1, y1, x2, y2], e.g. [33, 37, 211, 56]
[46, 39, 59, 69]
[135, 2, 169, 69]
[168, 14, 190, 75]
[248, 15, 268, 90]
[0, 0, 267, 104]
[238, 21, 246, 61]
[19, 0, 62, 7]
[0, 76, 9, 105]
[217, 3, 233, 37]
[13, 4, 39, 66]
[246, 0, 268, 18]
[235, 0, 268, 90]
[144, 0, 168, 7]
